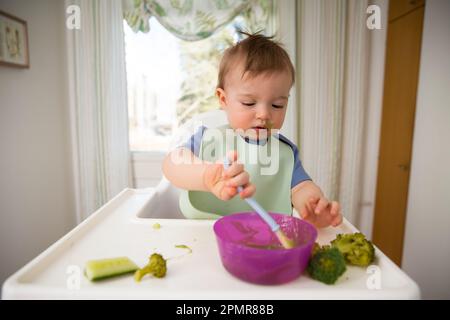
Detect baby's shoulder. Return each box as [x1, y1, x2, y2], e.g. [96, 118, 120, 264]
[275, 133, 299, 154]
[189, 125, 208, 138]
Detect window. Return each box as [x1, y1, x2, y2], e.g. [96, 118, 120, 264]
[123, 14, 273, 153]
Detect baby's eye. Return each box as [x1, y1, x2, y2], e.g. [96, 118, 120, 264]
[241, 102, 255, 107]
[272, 104, 285, 109]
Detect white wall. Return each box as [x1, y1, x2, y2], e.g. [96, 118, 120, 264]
[402, 0, 450, 300]
[0, 0, 76, 287]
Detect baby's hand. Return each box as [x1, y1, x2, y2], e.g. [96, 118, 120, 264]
[302, 196, 343, 228]
[203, 151, 255, 201]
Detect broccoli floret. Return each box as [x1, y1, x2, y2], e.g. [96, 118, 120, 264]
[311, 242, 321, 256]
[331, 233, 375, 267]
[307, 245, 346, 285]
[134, 253, 167, 282]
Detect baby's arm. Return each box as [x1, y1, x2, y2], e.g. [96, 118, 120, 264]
[291, 180, 343, 228]
[162, 147, 210, 191]
[162, 148, 255, 200]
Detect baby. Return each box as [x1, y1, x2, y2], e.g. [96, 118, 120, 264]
[163, 32, 342, 229]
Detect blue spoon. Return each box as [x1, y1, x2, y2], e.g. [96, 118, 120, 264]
[223, 157, 295, 249]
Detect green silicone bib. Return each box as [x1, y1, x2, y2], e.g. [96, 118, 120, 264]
[179, 125, 294, 219]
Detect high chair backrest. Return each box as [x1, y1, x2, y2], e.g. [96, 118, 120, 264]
[170, 108, 227, 148]
[190, 108, 228, 128]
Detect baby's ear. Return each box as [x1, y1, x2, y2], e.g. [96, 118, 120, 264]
[215, 88, 227, 108]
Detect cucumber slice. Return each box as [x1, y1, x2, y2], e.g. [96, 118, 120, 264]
[85, 257, 138, 281]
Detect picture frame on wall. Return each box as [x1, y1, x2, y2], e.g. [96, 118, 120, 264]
[0, 10, 29, 68]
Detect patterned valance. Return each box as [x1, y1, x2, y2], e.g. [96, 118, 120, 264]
[123, 0, 273, 40]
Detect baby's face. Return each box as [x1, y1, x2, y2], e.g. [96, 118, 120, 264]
[216, 61, 292, 140]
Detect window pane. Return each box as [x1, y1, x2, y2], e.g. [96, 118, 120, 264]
[124, 11, 273, 152]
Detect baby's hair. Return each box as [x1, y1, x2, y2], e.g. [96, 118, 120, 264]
[217, 31, 295, 89]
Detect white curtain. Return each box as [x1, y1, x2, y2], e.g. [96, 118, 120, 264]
[66, 0, 130, 223]
[297, 0, 370, 224]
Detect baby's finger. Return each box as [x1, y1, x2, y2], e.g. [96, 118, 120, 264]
[223, 162, 244, 179]
[226, 171, 250, 188]
[225, 186, 237, 199]
[299, 204, 312, 219]
[307, 199, 316, 213]
[309, 197, 319, 206]
[314, 197, 329, 215]
[331, 214, 343, 227]
[218, 186, 234, 200]
[222, 150, 238, 178]
[305, 199, 318, 218]
[226, 150, 238, 163]
[330, 201, 340, 216]
[240, 183, 256, 198]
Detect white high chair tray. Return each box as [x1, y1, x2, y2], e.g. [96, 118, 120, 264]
[2, 188, 420, 299]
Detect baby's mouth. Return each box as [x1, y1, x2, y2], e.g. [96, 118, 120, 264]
[248, 126, 271, 140]
[250, 120, 273, 131]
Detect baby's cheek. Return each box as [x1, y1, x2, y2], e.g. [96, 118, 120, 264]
[272, 113, 286, 129]
[229, 113, 252, 129]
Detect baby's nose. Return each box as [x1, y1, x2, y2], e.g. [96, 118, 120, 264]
[256, 105, 271, 119]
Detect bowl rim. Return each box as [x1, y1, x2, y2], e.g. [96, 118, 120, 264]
[213, 211, 318, 252]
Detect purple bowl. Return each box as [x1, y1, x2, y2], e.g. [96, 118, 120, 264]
[213, 212, 318, 285]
